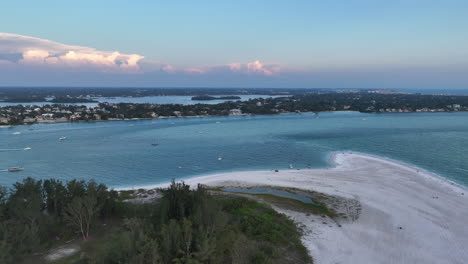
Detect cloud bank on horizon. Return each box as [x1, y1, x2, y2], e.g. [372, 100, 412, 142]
[0, 32, 467, 89]
[0, 33, 280, 77]
[0, 33, 144, 73]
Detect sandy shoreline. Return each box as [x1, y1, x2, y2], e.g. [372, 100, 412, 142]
[123, 153, 468, 264]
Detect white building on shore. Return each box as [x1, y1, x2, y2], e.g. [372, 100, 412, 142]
[229, 109, 242, 115]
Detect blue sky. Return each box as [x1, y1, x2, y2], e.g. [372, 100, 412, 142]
[1, 0, 467, 88]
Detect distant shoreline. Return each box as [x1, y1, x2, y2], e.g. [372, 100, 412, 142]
[3, 110, 468, 128]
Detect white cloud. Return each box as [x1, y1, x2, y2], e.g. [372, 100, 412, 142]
[21, 50, 50, 64]
[0, 33, 144, 73]
[184, 67, 206, 74]
[216, 60, 281, 76]
[0, 33, 282, 77]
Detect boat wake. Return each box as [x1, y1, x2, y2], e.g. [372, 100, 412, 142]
[0, 149, 24, 152]
[0, 147, 32, 152]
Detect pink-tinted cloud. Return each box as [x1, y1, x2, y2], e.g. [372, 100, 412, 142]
[184, 67, 206, 74]
[243, 60, 280, 75]
[1, 33, 144, 73]
[213, 61, 282, 76]
[181, 60, 281, 76]
[161, 64, 176, 73]
[1, 33, 283, 77]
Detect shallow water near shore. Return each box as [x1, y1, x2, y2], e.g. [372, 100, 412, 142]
[1, 111, 468, 188]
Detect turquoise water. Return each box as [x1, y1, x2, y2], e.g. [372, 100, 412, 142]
[1, 111, 468, 188]
[223, 188, 316, 204]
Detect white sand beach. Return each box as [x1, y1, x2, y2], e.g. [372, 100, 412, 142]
[137, 153, 468, 264]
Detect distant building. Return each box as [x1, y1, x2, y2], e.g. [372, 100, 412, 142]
[173, 111, 182, 117]
[229, 109, 242, 115]
[42, 113, 54, 120]
[0, 117, 9, 124]
[70, 114, 81, 121]
[23, 117, 36, 123]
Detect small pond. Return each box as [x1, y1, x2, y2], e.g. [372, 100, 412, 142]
[222, 187, 316, 205]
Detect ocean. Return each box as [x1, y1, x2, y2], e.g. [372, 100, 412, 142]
[1, 111, 468, 188]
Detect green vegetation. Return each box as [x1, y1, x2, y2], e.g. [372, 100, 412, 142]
[3, 91, 468, 125]
[0, 179, 311, 264]
[217, 187, 338, 218]
[251, 193, 336, 217]
[0, 87, 293, 102]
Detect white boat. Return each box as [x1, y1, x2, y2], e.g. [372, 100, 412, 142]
[8, 167, 24, 172]
[218, 157, 223, 161]
[12, 132, 21, 135]
[289, 164, 293, 169]
[23, 147, 32, 150]
[215, 121, 221, 124]
[59, 136, 67, 140]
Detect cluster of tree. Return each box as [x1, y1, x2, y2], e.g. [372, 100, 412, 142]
[0, 178, 117, 263]
[92, 181, 310, 264]
[98, 93, 468, 119]
[4, 92, 468, 126]
[48, 97, 97, 103]
[278, 93, 468, 113]
[98, 101, 246, 119]
[0, 179, 311, 263]
[0, 87, 307, 102]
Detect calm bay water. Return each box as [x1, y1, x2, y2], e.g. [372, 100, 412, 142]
[1, 111, 468, 188]
[0, 94, 282, 107]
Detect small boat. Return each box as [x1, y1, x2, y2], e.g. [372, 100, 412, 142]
[151, 143, 159, 147]
[8, 167, 24, 172]
[218, 157, 223, 161]
[289, 164, 293, 169]
[215, 121, 221, 124]
[23, 147, 32, 150]
[59, 136, 67, 140]
[12, 132, 21, 135]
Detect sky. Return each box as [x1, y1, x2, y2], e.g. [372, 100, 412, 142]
[0, 0, 467, 88]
